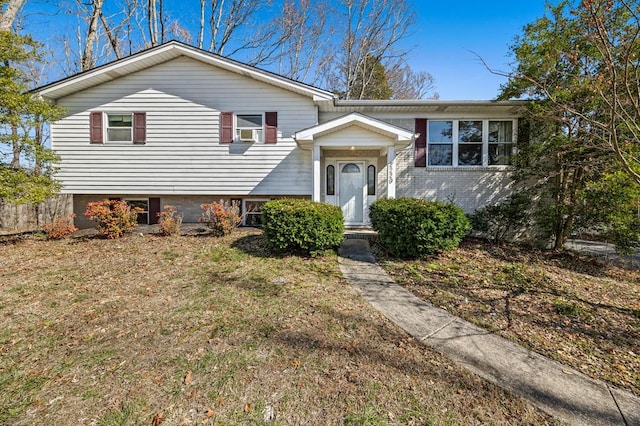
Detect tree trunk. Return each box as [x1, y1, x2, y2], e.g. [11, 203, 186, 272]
[33, 118, 44, 175]
[100, 11, 121, 58]
[82, 0, 104, 71]
[148, 0, 158, 46]
[11, 124, 20, 168]
[198, 0, 205, 49]
[0, 0, 25, 31]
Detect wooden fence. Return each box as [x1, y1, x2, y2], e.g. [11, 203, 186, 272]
[0, 194, 73, 235]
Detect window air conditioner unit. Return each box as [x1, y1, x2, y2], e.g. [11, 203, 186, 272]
[239, 129, 256, 142]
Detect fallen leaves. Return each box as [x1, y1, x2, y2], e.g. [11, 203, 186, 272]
[380, 237, 640, 395]
[0, 231, 559, 425]
[151, 412, 165, 425]
[184, 370, 193, 386]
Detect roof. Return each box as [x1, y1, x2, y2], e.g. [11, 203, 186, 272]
[294, 112, 415, 149]
[321, 99, 527, 114]
[36, 40, 337, 102]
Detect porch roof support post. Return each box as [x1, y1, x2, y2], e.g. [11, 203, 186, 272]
[387, 146, 396, 199]
[312, 145, 321, 202]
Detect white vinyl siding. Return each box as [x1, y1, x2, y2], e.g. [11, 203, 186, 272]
[51, 56, 317, 195]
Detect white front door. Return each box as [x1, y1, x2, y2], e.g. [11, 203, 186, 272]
[338, 161, 365, 224]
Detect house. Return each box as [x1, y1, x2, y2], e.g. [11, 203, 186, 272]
[36, 41, 524, 228]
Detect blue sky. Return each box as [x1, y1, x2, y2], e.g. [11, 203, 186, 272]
[19, 0, 550, 100]
[408, 0, 549, 99]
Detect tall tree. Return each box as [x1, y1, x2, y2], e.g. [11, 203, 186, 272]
[326, 0, 417, 99]
[147, 0, 164, 46]
[0, 30, 64, 204]
[502, 0, 640, 185]
[499, 0, 640, 250]
[276, 0, 331, 84]
[578, 0, 640, 184]
[347, 53, 392, 99]
[20, 0, 438, 100]
[386, 59, 438, 100]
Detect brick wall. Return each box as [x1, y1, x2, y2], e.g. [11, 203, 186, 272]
[395, 147, 514, 213]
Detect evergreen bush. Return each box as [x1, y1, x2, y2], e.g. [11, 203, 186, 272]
[369, 197, 469, 258]
[468, 194, 530, 243]
[261, 199, 344, 256]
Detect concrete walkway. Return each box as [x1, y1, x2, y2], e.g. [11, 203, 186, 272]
[338, 239, 640, 426]
[566, 239, 640, 270]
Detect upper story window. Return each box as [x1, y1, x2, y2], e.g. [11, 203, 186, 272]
[107, 114, 133, 142]
[426, 119, 516, 167]
[220, 111, 277, 144]
[90, 111, 146, 144]
[236, 114, 264, 142]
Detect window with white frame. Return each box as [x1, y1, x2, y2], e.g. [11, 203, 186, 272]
[427, 120, 453, 166]
[107, 114, 133, 142]
[236, 114, 263, 142]
[488, 120, 514, 165]
[458, 121, 483, 166]
[427, 119, 516, 167]
[243, 199, 269, 226]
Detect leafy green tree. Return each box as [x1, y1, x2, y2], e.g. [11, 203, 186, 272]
[0, 30, 64, 204]
[499, 1, 610, 249]
[500, 1, 640, 251]
[580, 171, 640, 254]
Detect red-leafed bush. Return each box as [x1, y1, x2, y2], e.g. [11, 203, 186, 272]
[199, 200, 242, 237]
[84, 199, 141, 238]
[41, 214, 78, 239]
[157, 205, 182, 236]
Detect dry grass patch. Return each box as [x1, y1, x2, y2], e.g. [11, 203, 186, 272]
[376, 238, 640, 396]
[0, 230, 558, 425]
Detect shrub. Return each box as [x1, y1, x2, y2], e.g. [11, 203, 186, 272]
[41, 213, 78, 239]
[369, 197, 469, 258]
[199, 200, 242, 237]
[580, 171, 640, 254]
[84, 199, 141, 239]
[468, 193, 531, 243]
[157, 205, 182, 236]
[261, 199, 344, 255]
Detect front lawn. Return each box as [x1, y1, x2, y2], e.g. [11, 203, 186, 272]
[377, 238, 640, 396]
[0, 230, 557, 425]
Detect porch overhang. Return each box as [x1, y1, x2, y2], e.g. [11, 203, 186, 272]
[294, 113, 413, 207]
[293, 112, 416, 153]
